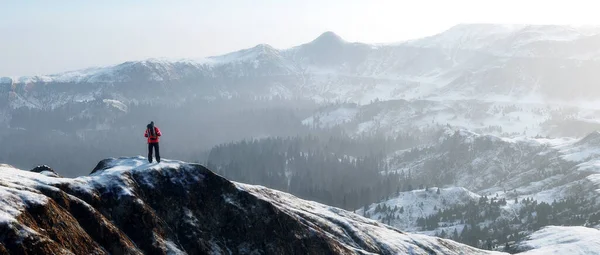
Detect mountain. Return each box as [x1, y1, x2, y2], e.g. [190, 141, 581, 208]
[350, 128, 600, 250]
[6, 24, 600, 101]
[0, 157, 501, 254]
[5, 24, 600, 140]
[385, 128, 600, 198]
[356, 187, 480, 231]
[3, 157, 598, 254]
[516, 226, 600, 254]
[303, 97, 600, 138]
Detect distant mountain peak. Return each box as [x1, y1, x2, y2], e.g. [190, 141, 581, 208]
[311, 31, 345, 45]
[576, 130, 600, 146]
[249, 43, 279, 55]
[208, 43, 282, 64]
[252, 43, 276, 50]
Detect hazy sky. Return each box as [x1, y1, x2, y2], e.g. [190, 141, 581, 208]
[2, 0, 600, 76]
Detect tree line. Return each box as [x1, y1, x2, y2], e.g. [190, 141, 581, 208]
[205, 133, 423, 210]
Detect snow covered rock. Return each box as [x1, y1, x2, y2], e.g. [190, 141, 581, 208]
[0, 157, 500, 255]
[29, 165, 61, 178]
[516, 226, 600, 254]
[0, 77, 12, 84]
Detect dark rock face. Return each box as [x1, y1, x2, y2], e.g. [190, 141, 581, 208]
[29, 165, 61, 177]
[84, 159, 345, 254]
[0, 157, 496, 254]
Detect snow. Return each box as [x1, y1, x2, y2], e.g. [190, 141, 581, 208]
[81, 157, 198, 197]
[0, 157, 200, 245]
[407, 24, 599, 55]
[357, 187, 480, 231]
[0, 156, 200, 229]
[0, 165, 71, 224]
[13, 66, 125, 84]
[236, 183, 500, 254]
[0, 77, 12, 84]
[183, 207, 199, 227]
[518, 226, 600, 255]
[0, 157, 504, 254]
[302, 107, 358, 128]
[559, 142, 600, 162]
[4, 156, 600, 254]
[205, 44, 280, 64]
[9, 24, 600, 142]
[153, 231, 187, 255]
[407, 23, 526, 50]
[103, 99, 128, 112]
[11, 44, 293, 84]
[372, 128, 600, 248]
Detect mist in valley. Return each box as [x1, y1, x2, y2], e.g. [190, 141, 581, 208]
[4, 1, 600, 253]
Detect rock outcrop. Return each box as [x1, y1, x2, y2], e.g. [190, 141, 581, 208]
[0, 157, 499, 254]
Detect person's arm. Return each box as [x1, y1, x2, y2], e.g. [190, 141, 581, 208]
[144, 129, 148, 137]
[156, 127, 162, 136]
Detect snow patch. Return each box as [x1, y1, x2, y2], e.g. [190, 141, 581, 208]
[518, 226, 600, 255]
[103, 99, 128, 112]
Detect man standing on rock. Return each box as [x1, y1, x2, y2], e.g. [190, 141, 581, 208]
[144, 121, 162, 163]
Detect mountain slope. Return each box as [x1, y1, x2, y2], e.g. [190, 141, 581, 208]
[516, 226, 600, 254]
[352, 129, 600, 250]
[6, 25, 600, 103]
[6, 25, 600, 140]
[385, 128, 600, 203]
[0, 157, 501, 255]
[356, 187, 480, 231]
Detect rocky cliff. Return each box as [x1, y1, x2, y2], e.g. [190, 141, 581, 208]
[0, 157, 499, 254]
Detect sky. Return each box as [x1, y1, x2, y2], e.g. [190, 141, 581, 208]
[2, 0, 600, 77]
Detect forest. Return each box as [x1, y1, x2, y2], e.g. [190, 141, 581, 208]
[206, 133, 424, 210]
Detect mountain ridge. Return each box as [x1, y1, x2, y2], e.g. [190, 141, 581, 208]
[2, 156, 598, 254]
[0, 157, 501, 254]
[7, 24, 600, 85]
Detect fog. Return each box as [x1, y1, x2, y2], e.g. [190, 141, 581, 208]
[4, 0, 600, 76]
[4, 2, 600, 251]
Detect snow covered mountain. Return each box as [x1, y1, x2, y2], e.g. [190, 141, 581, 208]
[352, 128, 600, 251]
[4, 24, 600, 253]
[5, 24, 600, 137]
[4, 24, 600, 102]
[356, 187, 481, 231]
[2, 157, 598, 254]
[516, 226, 600, 254]
[0, 157, 501, 254]
[303, 97, 600, 138]
[386, 128, 600, 199]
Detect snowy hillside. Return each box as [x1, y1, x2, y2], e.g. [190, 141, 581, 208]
[517, 226, 600, 254]
[356, 187, 480, 231]
[0, 157, 501, 254]
[351, 129, 600, 250]
[304, 97, 600, 138]
[5, 24, 600, 137]
[5, 24, 600, 101]
[385, 128, 600, 202]
[2, 157, 598, 254]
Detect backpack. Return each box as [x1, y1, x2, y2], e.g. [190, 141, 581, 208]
[147, 124, 157, 138]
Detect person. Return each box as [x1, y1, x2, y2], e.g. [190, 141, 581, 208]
[144, 121, 162, 163]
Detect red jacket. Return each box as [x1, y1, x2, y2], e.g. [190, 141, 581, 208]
[144, 126, 162, 143]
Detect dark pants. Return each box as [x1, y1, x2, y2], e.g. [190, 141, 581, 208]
[148, 143, 160, 163]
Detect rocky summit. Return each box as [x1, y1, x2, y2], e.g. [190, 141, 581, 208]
[0, 157, 499, 255]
